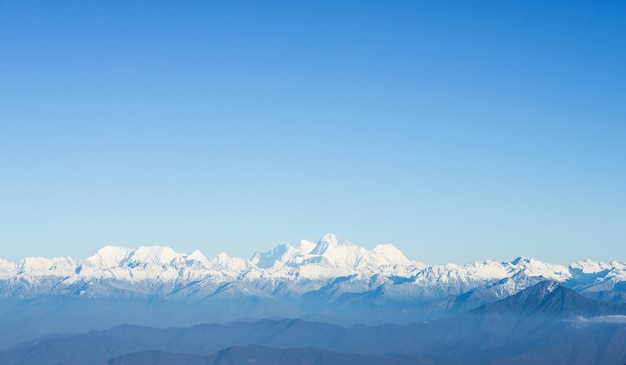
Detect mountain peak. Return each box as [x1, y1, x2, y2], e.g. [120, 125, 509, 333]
[209, 252, 248, 273]
[2, 237, 625, 307]
[509, 256, 570, 282]
[477, 280, 626, 319]
[131, 246, 180, 265]
[371, 244, 411, 266]
[297, 234, 417, 272]
[320, 232, 340, 242]
[569, 259, 610, 274]
[511, 256, 532, 265]
[298, 240, 316, 254]
[537, 280, 561, 294]
[251, 242, 297, 268]
[311, 233, 355, 255]
[187, 250, 208, 263]
[86, 246, 133, 267]
[317, 233, 346, 247]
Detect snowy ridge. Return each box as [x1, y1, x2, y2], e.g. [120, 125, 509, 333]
[250, 233, 415, 273]
[0, 233, 624, 302]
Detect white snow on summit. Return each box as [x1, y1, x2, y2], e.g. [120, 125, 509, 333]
[371, 244, 413, 266]
[508, 256, 571, 282]
[307, 233, 375, 268]
[569, 259, 612, 274]
[17, 256, 77, 278]
[252, 242, 299, 268]
[248, 233, 419, 280]
[130, 246, 181, 266]
[0, 233, 624, 301]
[208, 252, 250, 273]
[85, 246, 133, 268]
[0, 259, 15, 279]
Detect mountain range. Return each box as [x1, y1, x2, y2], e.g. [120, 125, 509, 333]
[2, 233, 624, 301]
[1, 233, 625, 353]
[1, 281, 625, 365]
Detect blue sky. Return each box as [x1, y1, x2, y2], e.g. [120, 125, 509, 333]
[1, 1, 625, 264]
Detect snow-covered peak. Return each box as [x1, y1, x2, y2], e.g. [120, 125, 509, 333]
[569, 259, 611, 273]
[463, 259, 510, 280]
[538, 280, 561, 296]
[85, 246, 133, 268]
[187, 249, 208, 262]
[86, 246, 215, 270]
[0, 259, 14, 279]
[16, 256, 76, 277]
[129, 246, 181, 266]
[371, 244, 411, 266]
[251, 239, 318, 268]
[0, 258, 13, 269]
[321, 232, 340, 242]
[310, 233, 355, 255]
[509, 256, 570, 282]
[178, 250, 211, 269]
[609, 260, 626, 268]
[212, 252, 234, 263]
[511, 256, 532, 265]
[208, 252, 249, 273]
[251, 242, 295, 268]
[1, 235, 625, 303]
[307, 234, 369, 267]
[281, 234, 418, 276]
[298, 239, 317, 254]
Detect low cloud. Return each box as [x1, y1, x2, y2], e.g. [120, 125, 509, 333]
[568, 315, 626, 328]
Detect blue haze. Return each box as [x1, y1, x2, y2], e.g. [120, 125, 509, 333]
[0, 1, 625, 264]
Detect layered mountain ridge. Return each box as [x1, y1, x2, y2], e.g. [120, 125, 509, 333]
[2, 281, 626, 365]
[1, 233, 624, 302]
[1, 234, 626, 354]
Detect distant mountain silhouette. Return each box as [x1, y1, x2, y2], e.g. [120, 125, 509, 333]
[106, 346, 424, 365]
[427, 281, 626, 364]
[1, 281, 625, 365]
[476, 280, 626, 317]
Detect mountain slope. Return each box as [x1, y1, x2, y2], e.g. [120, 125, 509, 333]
[2, 282, 626, 365]
[423, 281, 626, 364]
[106, 346, 425, 365]
[1, 234, 626, 348]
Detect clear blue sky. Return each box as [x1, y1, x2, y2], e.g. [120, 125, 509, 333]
[1, 1, 625, 264]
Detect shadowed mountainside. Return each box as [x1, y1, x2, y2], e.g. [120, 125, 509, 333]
[105, 346, 425, 365]
[1, 281, 625, 365]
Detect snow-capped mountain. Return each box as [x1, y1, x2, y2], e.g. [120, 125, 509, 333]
[1, 233, 626, 349]
[0, 233, 624, 304]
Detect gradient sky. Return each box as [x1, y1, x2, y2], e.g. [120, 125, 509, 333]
[1, 0, 625, 264]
